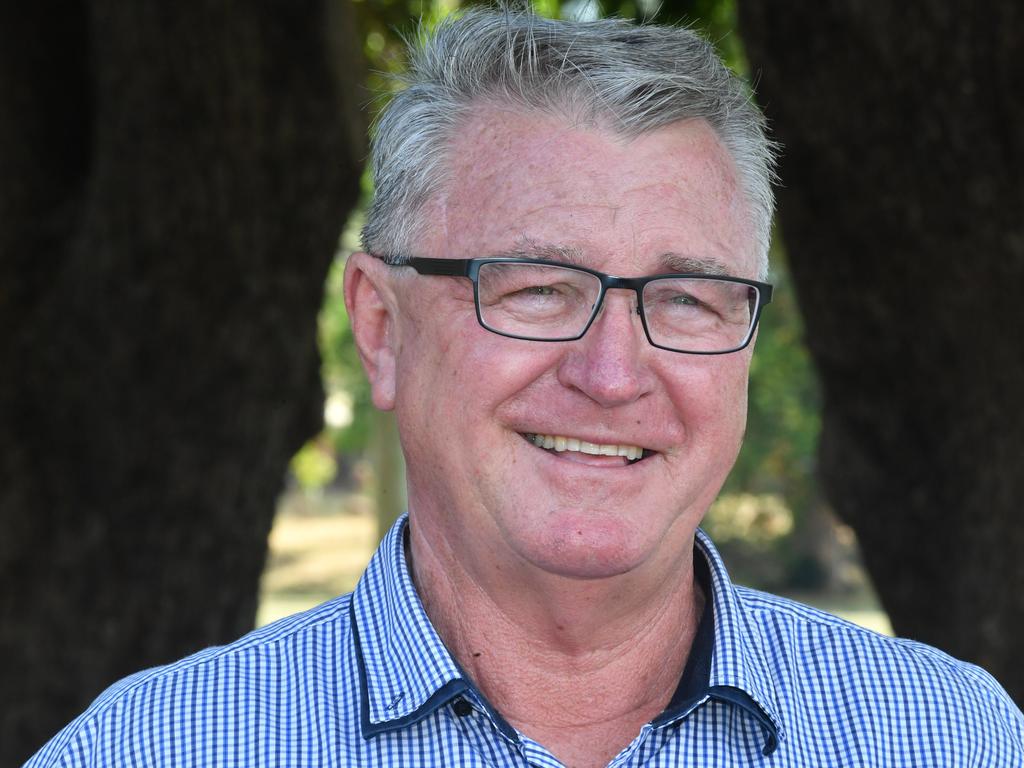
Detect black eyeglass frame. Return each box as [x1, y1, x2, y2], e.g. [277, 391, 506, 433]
[381, 256, 774, 355]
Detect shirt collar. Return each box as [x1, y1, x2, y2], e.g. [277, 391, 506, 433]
[692, 528, 786, 757]
[352, 515, 469, 736]
[353, 517, 784, 753]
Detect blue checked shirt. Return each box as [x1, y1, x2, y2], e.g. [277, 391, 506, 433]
[28, 515, 1024, 767]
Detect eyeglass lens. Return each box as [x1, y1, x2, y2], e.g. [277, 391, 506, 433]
[476, 262, 758, 353]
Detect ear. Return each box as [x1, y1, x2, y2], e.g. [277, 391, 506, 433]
[343, 252, 398, 411]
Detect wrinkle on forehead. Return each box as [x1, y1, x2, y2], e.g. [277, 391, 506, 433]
[427, 108, 757, 275]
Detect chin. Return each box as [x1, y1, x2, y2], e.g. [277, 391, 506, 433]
[513, 513, 656, 580]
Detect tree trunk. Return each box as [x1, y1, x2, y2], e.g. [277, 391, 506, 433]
[0, 2, 365, 762]
[740, 2, 1024, 703]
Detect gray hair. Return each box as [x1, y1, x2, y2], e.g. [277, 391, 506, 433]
[361, 6, 777, 279]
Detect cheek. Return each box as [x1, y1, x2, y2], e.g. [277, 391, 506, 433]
[392, 305, 557, 439]
[667, 357, 750, 443]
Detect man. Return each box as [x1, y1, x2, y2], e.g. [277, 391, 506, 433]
[29, 7, 1024, 767]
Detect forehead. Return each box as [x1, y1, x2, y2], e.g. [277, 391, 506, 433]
[423, 107, 757, 278]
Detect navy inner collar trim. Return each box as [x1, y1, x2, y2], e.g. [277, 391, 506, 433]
[662, 548, 715, 713]
[355, 599, 521, 744]
[353, 600, 471, 738]
[652, 548, 780, 756]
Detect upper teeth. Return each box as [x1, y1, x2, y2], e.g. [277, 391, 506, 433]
[528, 433, 645, 461]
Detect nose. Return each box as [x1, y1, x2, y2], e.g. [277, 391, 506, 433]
[555, 290, 655, 407]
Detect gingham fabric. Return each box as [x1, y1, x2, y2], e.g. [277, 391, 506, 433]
[28, 515, 1024, 767]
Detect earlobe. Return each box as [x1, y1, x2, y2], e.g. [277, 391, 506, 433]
[343, 252, 398, 411]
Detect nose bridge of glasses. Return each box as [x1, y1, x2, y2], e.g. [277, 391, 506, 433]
[590, 282, 645, 336]
[595, 275, 644, 317]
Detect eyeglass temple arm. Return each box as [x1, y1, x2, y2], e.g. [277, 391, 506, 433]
[401, 257, 471, 277]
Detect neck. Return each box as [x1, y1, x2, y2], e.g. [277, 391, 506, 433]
[408, 518, 704, 768]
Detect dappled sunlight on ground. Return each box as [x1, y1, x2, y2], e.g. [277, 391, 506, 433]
[257, 491, 377, 626]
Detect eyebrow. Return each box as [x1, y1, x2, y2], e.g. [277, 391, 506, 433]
[493, 238, 734, 276]
[657, 253, 733, 276]
[497, 238, 585, 265]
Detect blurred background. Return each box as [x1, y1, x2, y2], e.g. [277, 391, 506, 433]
[3, 1, 1021, 764]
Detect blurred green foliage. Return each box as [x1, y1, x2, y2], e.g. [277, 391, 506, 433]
[298, 0, 824, 593]
[725, 244, 820, 509]
[290, 439, 339, 490]
[718, 245, 823, 588]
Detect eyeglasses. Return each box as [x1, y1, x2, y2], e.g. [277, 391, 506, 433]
[379, 256, 773, 355]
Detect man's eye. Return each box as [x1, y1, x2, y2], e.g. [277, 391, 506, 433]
[520, 285, 557, 296]
[662, 292, 709, 310]
[670, 294, 699, 306]
[504, 283, 564, 299]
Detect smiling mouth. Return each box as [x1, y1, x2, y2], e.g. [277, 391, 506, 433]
[522, 433, 653, 465]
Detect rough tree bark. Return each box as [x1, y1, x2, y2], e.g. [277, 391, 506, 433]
[740, 3, 1024, 702]
[0, 2, 364, 762]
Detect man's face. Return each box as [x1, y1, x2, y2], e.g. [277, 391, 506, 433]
[385, 109, 759, 583]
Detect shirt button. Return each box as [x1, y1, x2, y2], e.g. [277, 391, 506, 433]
[452, 697, 473, 717]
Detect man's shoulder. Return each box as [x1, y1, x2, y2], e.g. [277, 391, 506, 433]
[736, 585, 1004, 690]
[733, 586, 1024, 756]
[737, 585, 981, 677]
[93, 591, 357, 713]
[26, 593, 358, 767]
